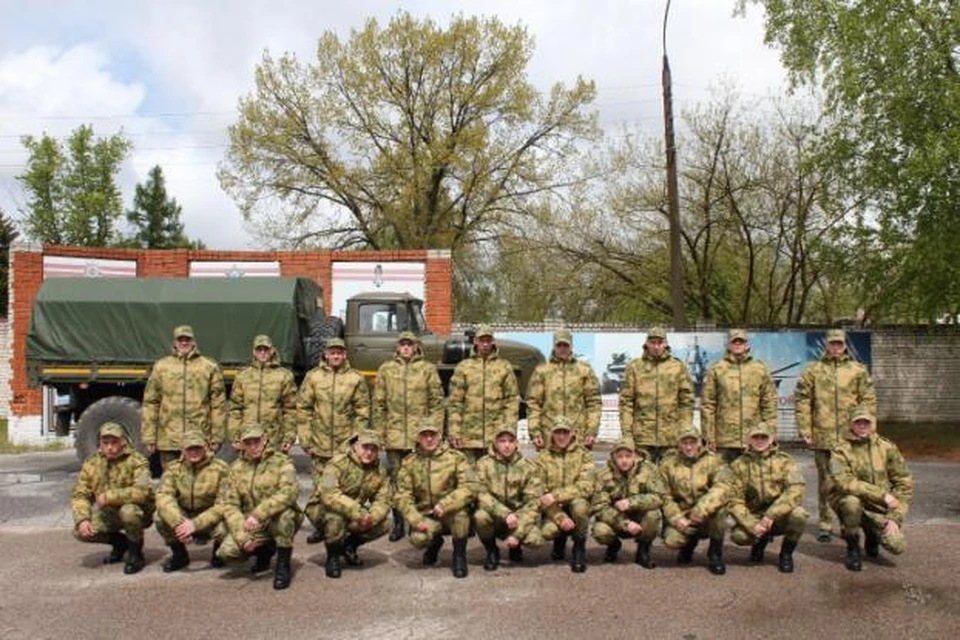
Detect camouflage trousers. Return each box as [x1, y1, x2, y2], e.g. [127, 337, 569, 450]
[592, 509, 661, 545]
[474, 509, 544, 546]
[385, 449, 413, 489]
[154, 509, 225, 546]
[218, 508, 303, 559]
[662, 511, 727, 548]
[831, 495, 906, 555]
[408, 511, 471, 548]
[73, 505, 152, 544]
[541, 498, 591, 540]
[813, 449, 836, 530]
[322, 512, 391, 546]
[730, 506, 808, 546]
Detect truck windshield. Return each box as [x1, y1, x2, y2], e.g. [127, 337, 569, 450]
[357, 300, 427, 334]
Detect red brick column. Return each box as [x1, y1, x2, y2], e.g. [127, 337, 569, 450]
[9, 248, 43, 416]
[425, 250, 453, 334]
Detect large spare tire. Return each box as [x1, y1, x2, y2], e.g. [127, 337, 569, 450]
[75, 396, 143, 461]
[305, 316, 345, 367]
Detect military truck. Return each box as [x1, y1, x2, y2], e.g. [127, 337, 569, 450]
[26, 276, 544, 460]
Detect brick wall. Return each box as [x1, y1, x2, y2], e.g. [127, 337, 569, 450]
[871, 329, 960, 422]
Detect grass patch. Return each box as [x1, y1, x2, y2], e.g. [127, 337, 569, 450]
[880, 421, 960, 462]
[0, 419, 68, 454]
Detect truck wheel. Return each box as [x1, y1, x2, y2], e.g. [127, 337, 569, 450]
[75, 396, 143, 461]
[305, 316, 345, 367]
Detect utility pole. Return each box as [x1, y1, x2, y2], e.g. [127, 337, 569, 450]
[661, 0, 686, 329]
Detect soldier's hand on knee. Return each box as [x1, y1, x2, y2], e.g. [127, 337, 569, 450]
[432, 505, 445, 519]
[626, 522, 642, 537]
[676, 516, 691, 533]
[505, 535, 520, 548]
[540, 493, 556, 508]
[883, 493, 899, 511]
[615, 499, 631, 513]
[883, 519, 900, 537]
[175, 519, 196, 542]
[416, 520, 433, 533]
[77, 520, 95, 538]
[559, 517, 576, 533]
[95, 494, 108, 508]
[242, 539, 260, 554]
[357, 514, 374, 530]
[505, 513, 519, 530]
[244, 516, 262, 532]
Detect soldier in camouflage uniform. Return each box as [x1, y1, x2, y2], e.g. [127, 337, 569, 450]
[372, 331, 444, 542]
[534, 417, 595, 573]
[829, 405, 913, 572]
[526, 328, 601, 449]
[297, 337, 370, 543]
[725, 422, 808, 573]
[396, 419, 477, 578]
[448, 325, 519, 463]
[659, 427, 728, 575]
[305, 430, 392, 578]
[154, 430, 231, 572]
[795, 328, 877, 542]
[228, 334, 298, 454]
[591, 438, 665, 569]
[217, 424, 302, 590]
[474, 424, 544, 571]
[702, 329, 778, 463]
[619, 326, 695, 462]
[143, 325, 227, 470]
[71, 422, 154, 575]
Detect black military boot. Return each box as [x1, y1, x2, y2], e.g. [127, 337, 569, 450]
[778, 539, 797, 573]
[707, 538, 726, 576]
[451, 538, 468, 579]
[389, 509, 405, 542]
[749, 535, 769, 563]
[603, 538, 622, 563]
[422, 536, 444, 567]
[123, 539, 145, 575]
[250, 542, 276, 574]
[482, 539, 500, 571]
[863, 528, 880, 558]
[570, 536, 587, 574]
[343, 534, 363, 567]
[273, 547, 292, 590]
[162, 542, 190, 573]
[844, 534, 862, 572]
[103, 532, 128, 564]
[306, 524, 324, 545]
[508, 546, 523, 564]
[325, 543, 343, 578]
[677, 537, 699, 564]
[551, 533, 568, 561]
[635, 539, 656, 569]
[210, 541, 225, 568]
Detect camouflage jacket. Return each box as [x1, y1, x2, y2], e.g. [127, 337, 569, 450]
[297, 361, 371, 458]
[142, 347, 226, 450]
[619, 351, 695, 447]
[725, 444, 805, 529]
[658, 449, 728, 525]
[448, 349, 519, 449]
[795, 353, 877, 450]
[228, 350, 298, 448]
[395, 443, 477, 525]
[592, 453, 665, 528]
[830, 431, 913, 526]
[475, 447, 542, 536]
[71, 445, 154, 527]
[156, 452, 230, 532]
[372, 352, 445, 451]
[526, 356, 601, 442]
[534, 441, 595, 526]
[316, 447, 393, 523]
[219, 450, 299, 546]
[702, 352, 777, 448]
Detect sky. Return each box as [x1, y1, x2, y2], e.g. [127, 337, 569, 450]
[0, 0, 789, 250]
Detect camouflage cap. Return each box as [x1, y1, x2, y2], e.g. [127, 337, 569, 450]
[416, 418, 441, 436]
[553, 329, 573, 346]
[240, 424, 265, 440]
[647, 326, 667, 340]
[549, 416, 573, 433]
[99, 422, 126, 439]
[325, 337, 346, 350]
[253, 334, 274, 349]
[475, 324, 495, 339]
[676, 426, 702, 444]
[494, 424, 517, 439]
[826, 328, 846, 343]
[182, 430, 207, 449]
[748, 422, 774, 439]
[173, 325, 195, 339]
[728, 328, 748, 342]
[613, 438, 636, 453]
[397, 330, 419, 344]
[849, 404, 875, 424]
[354, 430, 383, 448]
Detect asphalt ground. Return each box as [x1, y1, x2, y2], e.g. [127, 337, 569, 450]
[1, 447, 958, 640]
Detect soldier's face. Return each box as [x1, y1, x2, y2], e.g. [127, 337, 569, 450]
[476, 336, 494, 356]
[749, 434, 772, 452]
[417, 430, 441, 452]
[325, 348, 346, 368]
[175, 337, 195, 355]
[494, 433, 518, 458]
[728, 339, 748, 356]
[397, 340, 417, 360]
[243, 437, 265, 458]
[354, 442, 380, 464]
[679, 436, 701, 459]
[851, 418, 872, 439]
[646, 337, 667, 357]
[99, 435, 124, 460]
[254, 346, 272, 362]
[553, 343, 572, 360]
[826, 341, 846, 358]
[183, 445, 206, 463]
[613, 449, 636, 472]
[551, 429, 573, 449]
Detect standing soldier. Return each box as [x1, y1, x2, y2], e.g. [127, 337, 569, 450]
[702, 329, 778, 463]
[534, 418, 596, 573]
[795, 329, 877, 542]
[725, 422, 807, 573]
[591, 438, 665, 569]
[372, 331, 444, 542]
[526, 328, 601, 449]
[217, 424, 302, 590]
[448, 325, 519, 463]
[830, 406, 913, 572]
[619, 326, 695, 462]
[142, 325, 226, 470]
[228, 334, 298, 454]
[71, 422, 154, 575]
[306, 431, 393, 579]
[395, 419, 477, 579]
[297, 337, 370, 543]
[474, 424, 545, 571]
[155, 430, 231, 572]
[659, 428, 728, 575]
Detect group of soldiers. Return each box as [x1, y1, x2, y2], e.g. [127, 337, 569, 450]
[71, 323, 914, 590]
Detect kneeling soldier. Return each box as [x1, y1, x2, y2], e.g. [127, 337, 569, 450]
[659, 427, 728, 575]
[475, 424, 544, 571]
[591, 438, 665, 568]
[218, 424, 302, 590]
[71, 422, 154, 575]
[396, 420, 477, 578]
[726, 422, 808, 573]
[830, 405, 913, 571]
[306, 430, 392, 578]
[155, 430, 231, 572]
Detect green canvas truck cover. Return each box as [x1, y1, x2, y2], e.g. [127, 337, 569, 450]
[26, 277, 323, 371]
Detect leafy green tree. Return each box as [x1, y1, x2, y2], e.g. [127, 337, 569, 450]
[18, 125, 131, 246]
[0, 208, 19, 315]
[124, 165, 200, 248]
